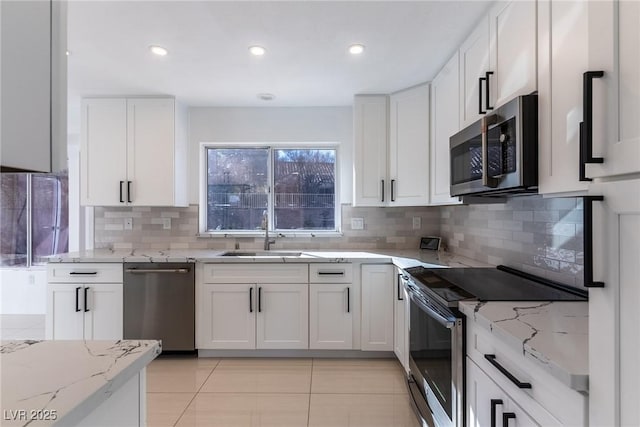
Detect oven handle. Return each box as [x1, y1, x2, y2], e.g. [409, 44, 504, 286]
[406, 288, 456, 329]
[481, 114, 500, 188]
[407, 376, 437, 427]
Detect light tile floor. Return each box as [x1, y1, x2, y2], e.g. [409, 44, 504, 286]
[147, 356, 420, 427]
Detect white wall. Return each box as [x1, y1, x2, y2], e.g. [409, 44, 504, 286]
[0, 269, 47, 314]
[188, 106, 353, 205]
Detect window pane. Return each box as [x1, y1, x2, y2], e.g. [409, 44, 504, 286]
[31, 173, 69, 264]
[274, 149, 336, 230]
[206, 148, 269, 231]
[0, 174, 28, 266]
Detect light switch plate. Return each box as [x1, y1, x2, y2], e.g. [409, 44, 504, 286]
[412, 217, 421, 229]
[162, 218, 171, 230]
[351, 218, 364, 230]
[124, 218, 133, 230]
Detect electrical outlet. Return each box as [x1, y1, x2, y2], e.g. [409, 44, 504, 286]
[412, 217, 421, 229]
[162, 218, 171, 230]
[351, 218, 364, 230]
[124, 218, 133, 230]
[28, 274, 36, 285]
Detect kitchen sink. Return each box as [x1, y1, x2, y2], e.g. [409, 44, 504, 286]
[220, 251, 306, 257]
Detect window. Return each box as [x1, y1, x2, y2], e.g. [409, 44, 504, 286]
[202, 146, 338, 234]
[0, 173, 69, 267]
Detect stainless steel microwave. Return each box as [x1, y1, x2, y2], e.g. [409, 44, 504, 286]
[449, 94, 538, 197]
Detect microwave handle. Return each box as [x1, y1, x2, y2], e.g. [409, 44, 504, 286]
[481, 114, 500, 188]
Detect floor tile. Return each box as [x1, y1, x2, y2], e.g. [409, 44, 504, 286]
[311, 359, 407, 394]
[175, 393, 310, 427]
[200, 358, 312, 393]
[147, 357, 218, 392]
[308, 393, 420, 427]
[147, 392, 195, 427]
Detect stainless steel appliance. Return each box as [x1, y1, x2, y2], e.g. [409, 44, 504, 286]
[402, 265, 588, 427]
[123, 263, 195, 351]
[449, 94, 538, 197]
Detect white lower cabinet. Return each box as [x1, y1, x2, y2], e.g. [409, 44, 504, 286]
[46, 263, 123, 340]
[200, 284, 256, 349]
[361, 264, 394, 351]
[309, 283, 353, 350]
[393, 269, 409, 372]
[467, 358, 538, 427]
[256, 283, 308, 350]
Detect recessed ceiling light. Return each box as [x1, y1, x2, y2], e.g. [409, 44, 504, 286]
[249, 45, 266, 56]
[257, 93, 275, 101]
[149, 45, 168, 56]
[65, 50, 71, 56]
[349, 44, 365, 55]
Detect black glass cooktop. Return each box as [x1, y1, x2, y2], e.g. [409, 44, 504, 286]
[404, 265, 588, 306]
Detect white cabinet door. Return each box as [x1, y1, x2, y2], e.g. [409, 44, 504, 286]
[83, 284, 123, 340]
[393, 271, 409, 372]
[46, 284, 85, 340]
[538, 0, 590, 195]
[126, 98, 176, 206]
[587, 0, 640, 179]
[353, 95, 389, 207]
[488, 0, 537, 109]
[200, 284, 256, 350]
[430, 52, 463, 206]
[389, 84, 431, 206]
[80, 98, 128, 206]
[467, 358, 539, 427]
[309, 283, 353, 350]
[459, 18, 491, 128]
[256, 283, 308, 350]
[361, 264, 394, 351]
[589, 178, 640, 427]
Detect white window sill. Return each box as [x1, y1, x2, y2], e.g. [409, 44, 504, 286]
[197, 231, 343, 238]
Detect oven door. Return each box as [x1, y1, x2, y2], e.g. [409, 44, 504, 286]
[406, 285, 464, 427]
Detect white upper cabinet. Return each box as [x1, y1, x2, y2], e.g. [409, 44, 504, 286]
[430, 52, 463, 206]
[81, 97, 188, 207]
[389, 84, 431, 206]
[537, 0, 590, 195]
[353, 85, 431, 207]
[353, 95, 389, 207]
[459, 1, 537, 129]
[587, 0, 640, 179]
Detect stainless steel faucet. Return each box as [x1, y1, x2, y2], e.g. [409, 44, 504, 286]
[262, 211, 276, 250]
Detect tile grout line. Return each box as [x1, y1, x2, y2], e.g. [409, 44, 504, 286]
[171, 358, 221, 427]
[307, 358, 314, 427]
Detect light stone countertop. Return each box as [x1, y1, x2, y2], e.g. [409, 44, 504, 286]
[45, 248, 489, 269]
[459, 301, 589, 391]
[0, 340, 161, 426]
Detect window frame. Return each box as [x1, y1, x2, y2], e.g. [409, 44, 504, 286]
[199, 142, 341, 237]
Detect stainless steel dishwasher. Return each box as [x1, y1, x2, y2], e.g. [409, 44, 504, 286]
[123, 263, 195, 351]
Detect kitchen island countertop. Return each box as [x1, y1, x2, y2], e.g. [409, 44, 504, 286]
[0, 340, 160, 426]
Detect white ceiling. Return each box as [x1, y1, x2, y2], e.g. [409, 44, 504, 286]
[67, 0, 492, 130]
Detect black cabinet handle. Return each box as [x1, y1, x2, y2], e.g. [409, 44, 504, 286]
[258, 287, 262, 313]
[485, 71, 494, 111]
[484, 354, 532, 389]
[347, 287, 350, 313]
[318, 271, 345, 276]
[583, 196, 605, 287]
[69, 271, 97, 275]
[579, 71, 605, 181]
[75, 287, 81, 312]
[127, 181, 132, 203]
[391, 179, 396, 202]
[381, 179, 385, 202]
[119, 181, 125, 203]
[84, 287, 89, 312]
[249, 287, 253, 313]
[491, 399, 503, 427]
[479, 77, 487, 114]
[503, 412, 516, 426]
[397, 274, 403, 301]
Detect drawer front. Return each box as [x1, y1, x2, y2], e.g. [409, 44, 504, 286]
[309, 264, 353, 283]
[47, 263, 123, 283]
[467, 320, 587, 426]
[202, 263, 309, 283]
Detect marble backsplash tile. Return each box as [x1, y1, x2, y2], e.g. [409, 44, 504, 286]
[94, 195, 584, 287]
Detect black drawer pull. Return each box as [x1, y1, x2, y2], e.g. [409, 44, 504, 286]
[75, 287, 81, 312]
[69, 271, 97, 275]
[258, 287, 262, 313]
[249, 287, 253, 313]
[347, 287, 350, 313]
[317, 271, 345, 276]
[583, 195, 605, 288]
[503, 412, 516, 426]
[484, 354, 532, 389]
[491, 399, 503, 427]
[84, 287, 90, 312]
[381, 179, 385, 202]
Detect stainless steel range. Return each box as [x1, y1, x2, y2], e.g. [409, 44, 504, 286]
[402, 265, 588, 427]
